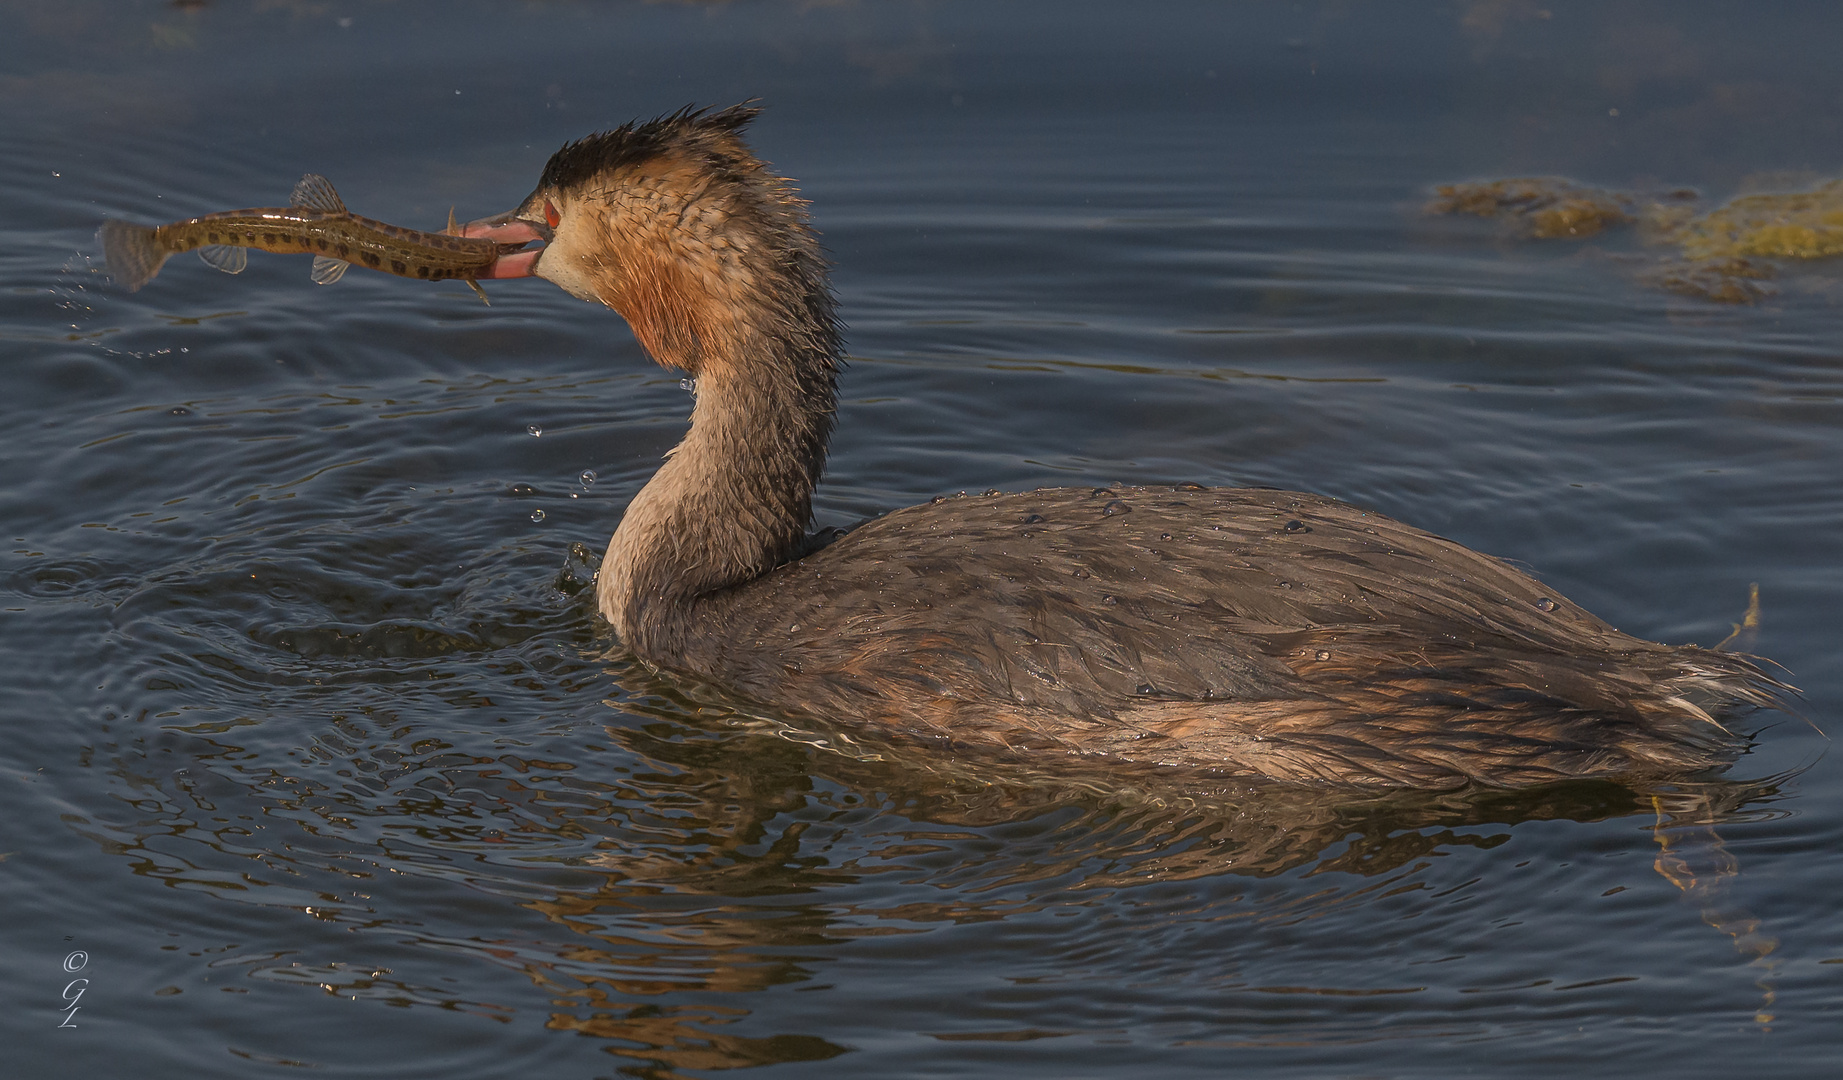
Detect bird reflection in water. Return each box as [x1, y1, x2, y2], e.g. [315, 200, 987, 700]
[75, 652, 1791, 1075]
[484, 660, 1795, 1071]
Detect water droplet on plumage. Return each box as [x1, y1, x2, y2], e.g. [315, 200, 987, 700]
[983, 489, 1001, 497]
[1284, 519, 1310, 533]
[1535, 597, 1558, 612]
[1071, 567, 1091, 579]
[1102, 594, 1117, 605]
[1315, 649, 1331, 661]
[1136, 683, 1156, 695]
[1102, 499, 1131, 516]
[1022, 514, 1046, 524]
[1159, 532, 1172, 541]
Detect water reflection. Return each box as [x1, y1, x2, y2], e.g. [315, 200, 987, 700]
[1649, 788, 1784, 1028]
[66, 624, 1792, 1071]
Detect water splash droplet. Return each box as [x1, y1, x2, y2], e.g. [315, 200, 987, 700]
[526, 424, 542, 437]
[530, 509, 546, 523]
[680, 377, 697, 394]
[580, 469, 597, 488]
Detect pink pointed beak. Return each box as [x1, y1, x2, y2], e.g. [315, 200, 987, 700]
[461, 213, 547, 279]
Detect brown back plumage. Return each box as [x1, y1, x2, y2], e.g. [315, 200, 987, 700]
[683, 486, 1782, 788]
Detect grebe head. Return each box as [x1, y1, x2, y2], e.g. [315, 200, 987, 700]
[467, 106, 843, 648]
[469, 104, 836, 381]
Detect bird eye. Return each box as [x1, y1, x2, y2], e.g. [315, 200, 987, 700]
[544, 199, 561, 230]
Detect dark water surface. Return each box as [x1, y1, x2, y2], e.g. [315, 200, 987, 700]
[5, 2, 1842, 1076]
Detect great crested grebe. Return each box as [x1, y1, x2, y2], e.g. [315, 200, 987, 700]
[464, 105, 1781, 787]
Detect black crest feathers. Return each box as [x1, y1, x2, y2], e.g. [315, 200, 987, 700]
[539, 103, 764, 194]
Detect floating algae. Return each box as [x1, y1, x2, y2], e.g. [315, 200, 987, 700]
[1427, 177, 1641, 239]
[1430, 175, 1843, 302]
[1649, 257, 1777, 305]
[1672, 180, 1843, 260]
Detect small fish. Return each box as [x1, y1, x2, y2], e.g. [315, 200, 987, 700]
[97, 174, 530, 303]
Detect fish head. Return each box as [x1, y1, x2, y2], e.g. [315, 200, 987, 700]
[463, 198, 551, 283]
[462, 105, 816, 379]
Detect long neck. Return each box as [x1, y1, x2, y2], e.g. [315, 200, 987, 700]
[597, 306, 838, 662]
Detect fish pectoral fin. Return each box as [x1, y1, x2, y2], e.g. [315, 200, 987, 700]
[198, 245, 248, 275]
[466, 278, 490, 305]
[310, 256, 350, 285]
[291, 173, 347, 214]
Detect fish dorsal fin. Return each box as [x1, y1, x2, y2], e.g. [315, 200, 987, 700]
[291, 173, 346, 214]
[446, 206, 458, 237]
[198, 245, 248, 274]
[310, 255, 350, 285]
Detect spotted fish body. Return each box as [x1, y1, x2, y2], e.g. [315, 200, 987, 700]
[98, 174, 522, 298]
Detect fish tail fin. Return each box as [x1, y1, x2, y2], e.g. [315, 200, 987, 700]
[97, 220, 169, 291]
